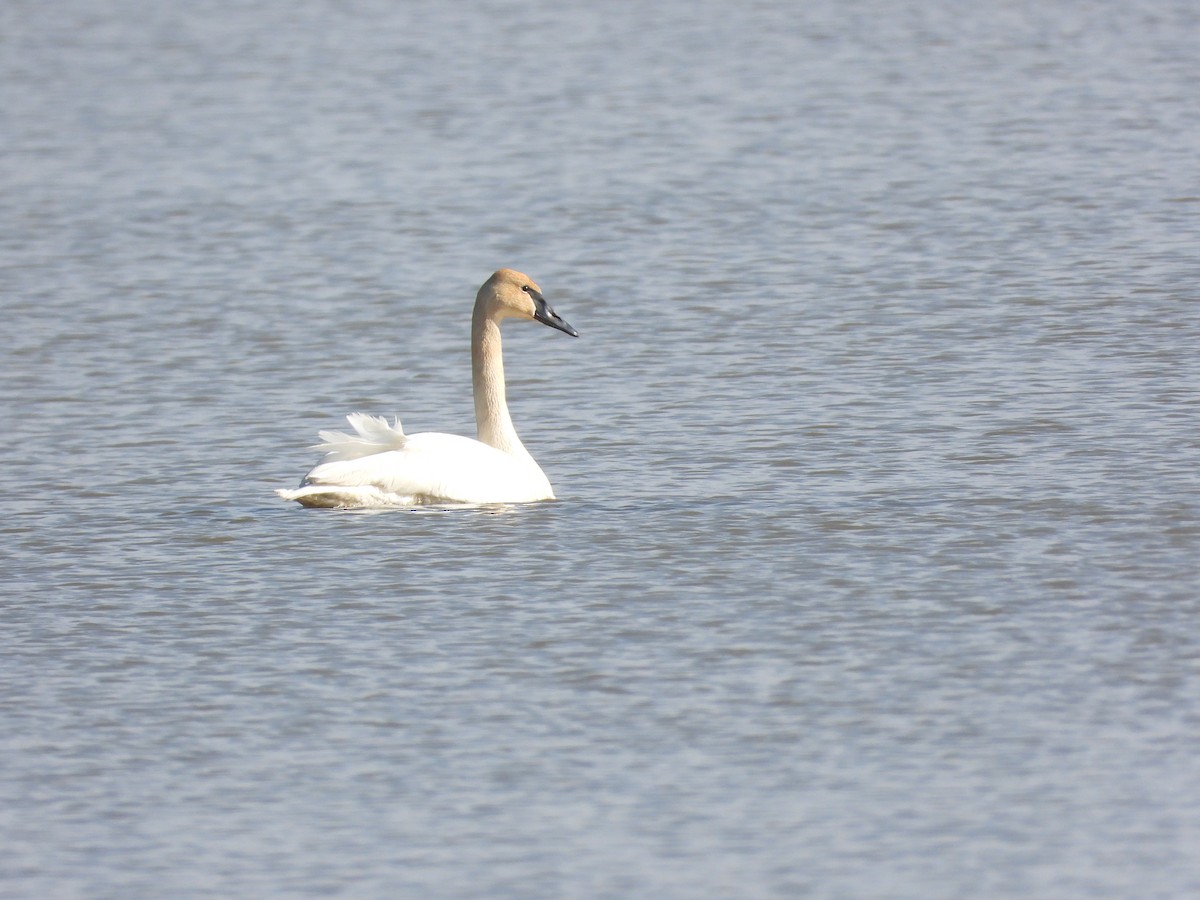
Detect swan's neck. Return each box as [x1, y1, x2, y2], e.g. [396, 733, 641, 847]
[472, 309, 530, 458]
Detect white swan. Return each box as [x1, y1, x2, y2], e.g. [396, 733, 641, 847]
[277, 268, 578, 508]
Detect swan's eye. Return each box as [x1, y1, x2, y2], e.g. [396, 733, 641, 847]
[521, 285, 531, 293]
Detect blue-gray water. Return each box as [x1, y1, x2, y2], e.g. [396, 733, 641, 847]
[3, 1, 1199, 897]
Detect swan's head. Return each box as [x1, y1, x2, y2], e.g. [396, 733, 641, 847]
[480, 268, 579, 337]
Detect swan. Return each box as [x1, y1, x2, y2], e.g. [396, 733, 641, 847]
[277, 268, 578, 508]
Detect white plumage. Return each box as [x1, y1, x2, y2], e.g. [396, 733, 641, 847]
[277, 269, 577, 508]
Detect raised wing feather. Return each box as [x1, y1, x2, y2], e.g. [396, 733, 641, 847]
[313, 413, 409, 462]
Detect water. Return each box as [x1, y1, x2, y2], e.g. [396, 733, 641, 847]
[3, 0, 1199, 896]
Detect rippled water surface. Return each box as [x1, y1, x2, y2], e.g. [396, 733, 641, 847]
[3, 1, 1199, 896]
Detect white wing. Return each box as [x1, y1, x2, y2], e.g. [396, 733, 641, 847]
[278, 415, 554, 507]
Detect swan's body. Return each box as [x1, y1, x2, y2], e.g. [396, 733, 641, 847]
[277, 268, 577, 508]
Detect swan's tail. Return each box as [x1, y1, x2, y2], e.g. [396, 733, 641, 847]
[312, 413, 408, 462]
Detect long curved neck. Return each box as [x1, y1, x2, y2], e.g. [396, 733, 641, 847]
[472, 305, 530, 458]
